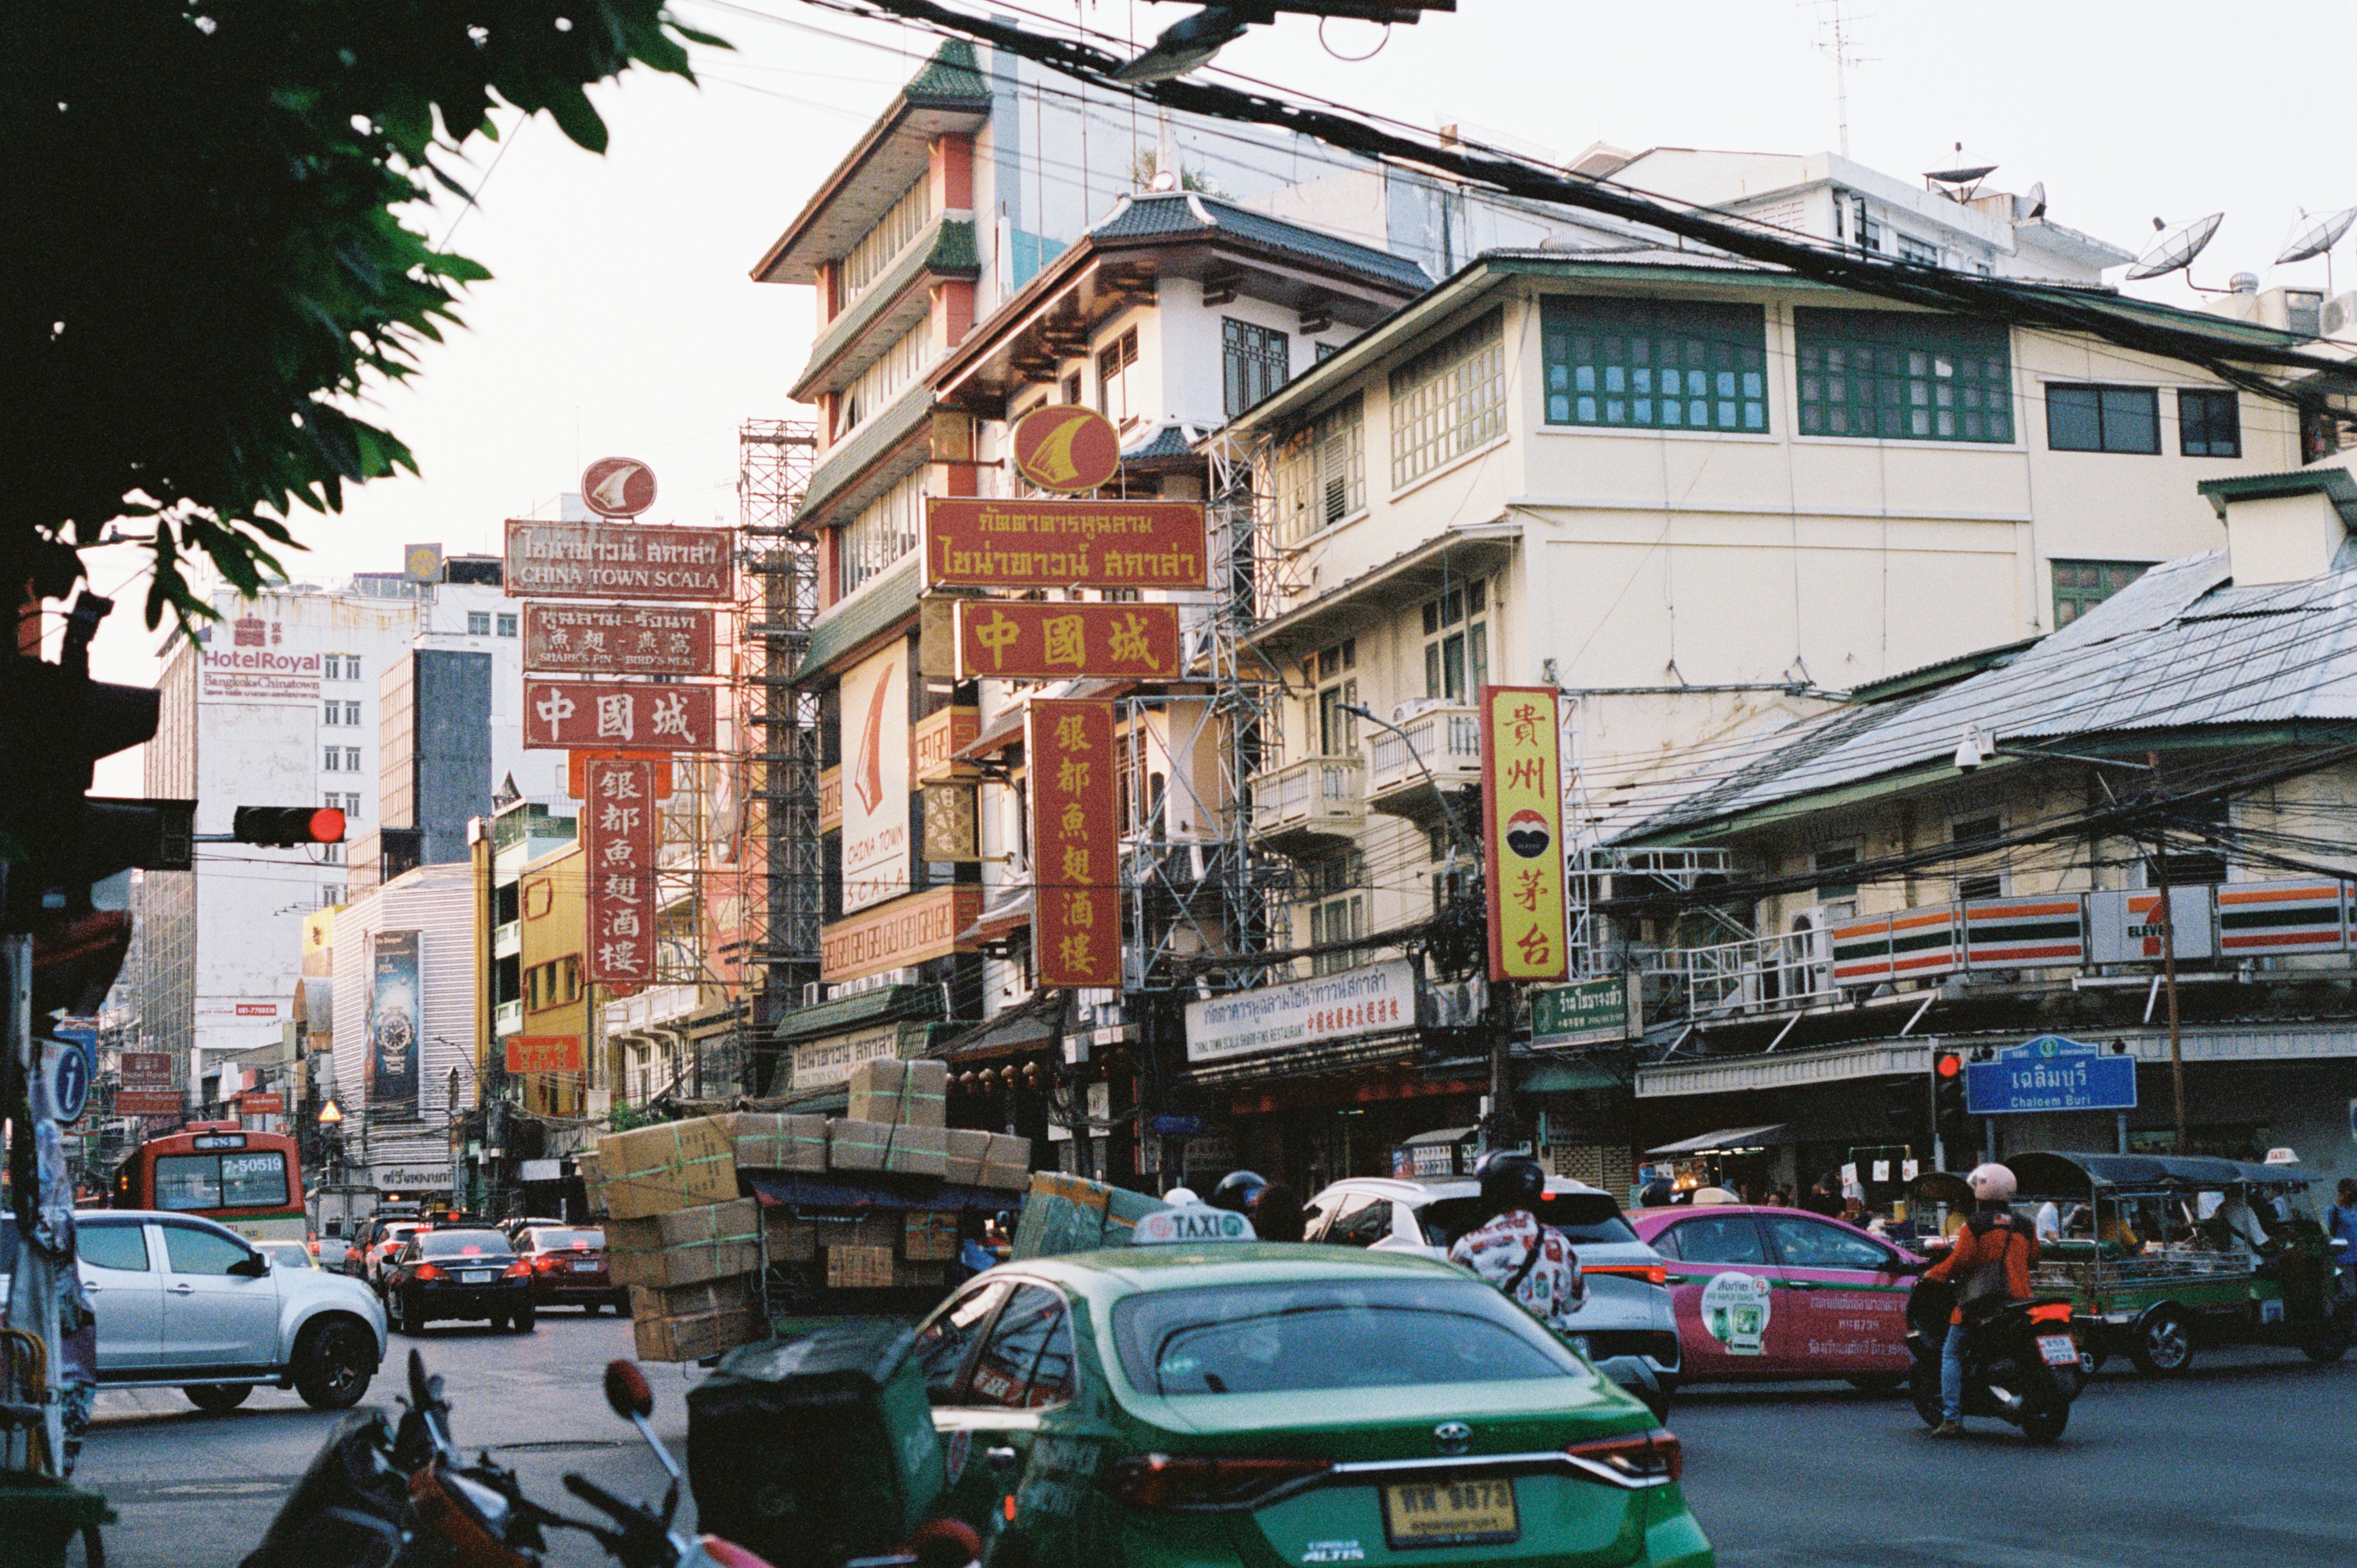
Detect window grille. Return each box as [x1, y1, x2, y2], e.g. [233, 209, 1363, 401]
[836, 468, 927, 599]
[1222, 318, 1290, 417]
[839, 178, 934, 300]
[1796, 308, 2013, 442]
[1389, 311, 1504, 490]
[1542, 298, 1767, 432]
[1273, 397, 1365, 545]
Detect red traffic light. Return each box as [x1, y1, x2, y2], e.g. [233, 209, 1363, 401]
[232, 805, 347, 846]
[1935, 1053, 1964, 1079]
[310, 807, 347, 843]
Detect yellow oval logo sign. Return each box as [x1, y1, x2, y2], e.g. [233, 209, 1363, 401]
[1010, 404, 1122, 493]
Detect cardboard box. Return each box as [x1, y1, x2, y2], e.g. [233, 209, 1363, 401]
[978, 1133, 1033, 1192]
[904, 1211, 959, 1263]
[630, 1274, 754, 1324]
[943, 1128, 989, 1187]
[883, 1122, 948, 1178]
[765, 1217, 818, 1264]
[893, 1259, 946, 1287]
[828, 1119, 891, 1172]
[634, 1304, 764, 1363]
[846, 1059, 907, 1125]
[845, 1058, 949, 1128]
[715, 1112, 828, 1174]
[607, 1199, 761, 1289]
[826, 1244, 896, 1289]
[598, 1119, 738, 1219]
[577, 1151, 606, 1215]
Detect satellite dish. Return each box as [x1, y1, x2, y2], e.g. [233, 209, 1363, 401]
[2126, 212, 2224, 281]
[2277, 205, 2357, 265]
[1926, 142, 1997, 192]
[2024, 181, 2047, 220]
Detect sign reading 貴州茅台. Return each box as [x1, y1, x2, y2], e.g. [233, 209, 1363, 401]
[1184, 960, 1418, 1066]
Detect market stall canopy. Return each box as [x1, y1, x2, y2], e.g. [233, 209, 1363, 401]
[2008, 1151, 2172, 1195]
[1644, 1124, 1785, 1157]
[1907, 1170, 1975, 1211]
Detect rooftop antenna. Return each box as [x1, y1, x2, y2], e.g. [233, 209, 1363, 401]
[2277, 204, 2356, 299]
[1803, 1, 1873, 159]
[2127, 212, 2225, 289]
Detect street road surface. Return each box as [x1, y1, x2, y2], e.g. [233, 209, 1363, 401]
[71, 1320, 2356, 1568]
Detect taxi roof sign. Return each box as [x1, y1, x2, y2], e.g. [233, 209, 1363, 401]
[1131, 1204, 1255, 1246]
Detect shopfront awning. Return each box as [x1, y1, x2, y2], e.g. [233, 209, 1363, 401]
[1401, 1124, 1479, 1147]
[1644, 1124, 1787, 1157]
[1519, 1057, 1620, 1094]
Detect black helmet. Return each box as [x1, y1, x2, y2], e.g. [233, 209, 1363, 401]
[1209, 1170, 1269, 1213]
[1476, 1150, 1546, 1213]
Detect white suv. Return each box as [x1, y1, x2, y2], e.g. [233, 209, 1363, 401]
[4, 1211, 387, 1414]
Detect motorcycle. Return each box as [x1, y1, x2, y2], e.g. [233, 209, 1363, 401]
[1905, 1278, 2082, 1443]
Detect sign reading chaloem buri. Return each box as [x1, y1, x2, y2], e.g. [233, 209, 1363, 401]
[1964, 1034, 2137, 1115]
[583, 758, 660, 984]
[925, 498, 1207, 590]
[1185, 959, 1418, 1065]
[503, 519, 733, 602]
[524, 604, 715, 677]
[955, 600, 1183, 680]
[1480, 686, 1569, 983]
[1028, 699, 1122, 988]
[524, 680, 718, 751]
[1530, 975, 1640, 1048]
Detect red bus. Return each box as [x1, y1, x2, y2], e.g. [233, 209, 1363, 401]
[111, 1123, 306, 1242]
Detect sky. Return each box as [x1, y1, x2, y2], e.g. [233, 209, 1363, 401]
[86, 0, 2357, 790]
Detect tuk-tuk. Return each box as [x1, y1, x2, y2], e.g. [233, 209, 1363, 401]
[2006, 1151, 2353, 1375]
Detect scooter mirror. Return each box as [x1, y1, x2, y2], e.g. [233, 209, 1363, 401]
[604, 1359, 655, 1421]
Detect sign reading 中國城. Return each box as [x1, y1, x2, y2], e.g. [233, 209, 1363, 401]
[523, 680, 717, 751]
[1480, 686, 1569, 983]
[1029, 699, 1122, 988]
[954, 600, 1184, 680]
[524, 604, 715, 677]
[1530, 975, 1640, 1048]
[1184, 959, 1418, 1065]
[584, 758, 660, 985]
[506, 1035, 584, 1074]
[1008, 405, 1123, 493]
[925, 498, 1207, 590]
[840, 642, 911, 914]
[503, 520, 732, 602]
[1964, 1034, 2138, 1115]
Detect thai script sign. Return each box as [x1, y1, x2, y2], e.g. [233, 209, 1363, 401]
[524, 604, 715, 676]
[925, 498, 1207, 589]
[1029, 699, 1122, 988]
[505, 1035, 584, 1074]
[523, 680, 718, 751]
[503, 520, 732, 601]
[1964, 1034, 2136, 1115]
[1185, 959, 1417, 1064]
[583, 759, 660, 984]
[954, 600, 1183, 680]
[1480, 686, 1568, 983]
[1530, 975, 1639, 1048]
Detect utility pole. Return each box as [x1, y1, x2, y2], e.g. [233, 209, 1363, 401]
[2148, 752, 2188, 1150]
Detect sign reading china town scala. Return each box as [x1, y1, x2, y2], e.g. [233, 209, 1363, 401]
[580, 456, 658, 518]
[839, 642, 911, 915]
[524, 604, 715, 677]
[1008, 405, 1122, 493]
[503, 519, 732, 602]
[583, 758, 660, 984]
[925, 498, 1207, 590]
[1184, 959, 1418, 1066]
[955, 600, 1182, 681]
[523, 680, 718, 751]
[1480, 686, 1570, 983]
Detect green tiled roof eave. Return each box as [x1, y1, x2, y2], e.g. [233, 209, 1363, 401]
[795, 557, 922, 682]
[905, 39, 989, 104]
[792, 220, 981, 400]
[771, 981, 946, 1045]
[795, 379, 934, 525]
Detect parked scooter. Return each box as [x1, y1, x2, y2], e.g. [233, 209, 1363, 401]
[1905, 1278, 2082, 1443]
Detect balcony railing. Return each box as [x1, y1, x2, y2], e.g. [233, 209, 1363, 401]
[1252, 756, 1366, 845]
[1366, 705, 1482, 813]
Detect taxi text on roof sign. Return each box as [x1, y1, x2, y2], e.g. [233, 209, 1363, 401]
[1480, 686, 1569, 983]
[1028, 699, 1122, 987]
[925, 498, 1207, 590]
[1132, 1204, 1256, 1244]
[954, 600, 1184, 680]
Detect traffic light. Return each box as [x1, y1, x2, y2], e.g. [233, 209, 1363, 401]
[1933, 1051, 1970, 1153]
[232, 806, 347, 847]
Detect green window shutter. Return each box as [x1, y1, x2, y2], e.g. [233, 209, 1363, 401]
[1540, 298, 1768, 432]
[2051, 559, 2150, 627]
[1793, 307, 2013, 444]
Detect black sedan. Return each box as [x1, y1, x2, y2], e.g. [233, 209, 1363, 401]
[383, 1228, 537, 1334]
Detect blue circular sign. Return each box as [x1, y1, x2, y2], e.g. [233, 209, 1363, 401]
[45, 1040, 93, 1123]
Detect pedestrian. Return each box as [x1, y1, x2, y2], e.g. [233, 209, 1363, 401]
[1915, 1163, 2041, 1437]
[1447, 1151, 1584, 1328]
[1252, 1181, 1307, 1242]
[1803, 1176, 1843, 1217]
[2327, 1178, 2357, 1291]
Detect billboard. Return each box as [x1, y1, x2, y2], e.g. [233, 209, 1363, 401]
[840, 642, 911, 915]
[524, 604, 715, 677]
[1185, 959, 1418, 1065]
[954, 600, 1183, 680]
[523, 680, 718, 751]
[199, 640, 322, 705]
[1480, 686, 1569, 983]
[365, 930, 421, 1109]
[503, 519, 732, 601]
[1028, 699, 1122, 988]
[584, 758, 660, 984]
[1530, 975, 1640, 1048]
[116, 1051, 181, 1116]
[925, 498, 1207, 590]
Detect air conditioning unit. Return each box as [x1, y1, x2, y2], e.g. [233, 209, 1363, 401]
[2322, 292, 2357, 340]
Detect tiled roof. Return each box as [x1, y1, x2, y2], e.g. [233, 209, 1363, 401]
[1091, 192, 1432, 292]
[793, 219, 980, 398]
[1122, 421, 1208, 461]
[794, 379, 933, 525]
[904, 39, 989, 105]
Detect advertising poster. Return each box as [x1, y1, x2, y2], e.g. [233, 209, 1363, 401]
[366, 930, 421, 1109]
[1480, 686, 1570, 983]
[584, 758, 660, 984]
[954, 600, 1183, 680]
[840, 642, 911, 914]
[925, 498, 1207, 590]
[1028, 699, 1122, 987]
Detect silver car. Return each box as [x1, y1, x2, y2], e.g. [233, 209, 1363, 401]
[3, 1210, 386, 1414]
[1304, 1175, 1681, 1416]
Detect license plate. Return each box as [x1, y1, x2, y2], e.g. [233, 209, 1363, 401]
[2036, 1334, 2078, 1366]
[1381, 1478, 1518, 1548]
[571, 1262, 599, 1272]
[461, 1271, 492, 1285]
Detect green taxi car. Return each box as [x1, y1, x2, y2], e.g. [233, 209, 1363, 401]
[909, 1242, 1714, 1568]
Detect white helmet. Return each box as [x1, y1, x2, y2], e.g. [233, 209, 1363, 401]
[1967, 1162, 2017, 1204]
[1162, 1185, 1200, 1206]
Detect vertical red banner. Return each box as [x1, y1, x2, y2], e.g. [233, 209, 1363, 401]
[584, 757, 660, 985]
[1028, 699, 1122, 988]
[1480, 686, 1570, 983]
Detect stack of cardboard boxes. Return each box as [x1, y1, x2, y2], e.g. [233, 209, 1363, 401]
[597, 1119, 765, 1362]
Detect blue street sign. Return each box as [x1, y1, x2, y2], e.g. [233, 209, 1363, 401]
[43, 1036, 94, 1123]
[1964, 1034, 2136, 1115]
[1150, 1114, 1207, 1138]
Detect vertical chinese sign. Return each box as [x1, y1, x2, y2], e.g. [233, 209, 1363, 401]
[1028, 699, 1122, 988]
[584, 758, 660, 984]
[1480, 686, 1569, 983]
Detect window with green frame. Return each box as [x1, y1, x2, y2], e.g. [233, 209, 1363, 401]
[2051, 559, 2149, 627]
[1541, 298, 1767, 432]
[1794, 308, 2013, 442]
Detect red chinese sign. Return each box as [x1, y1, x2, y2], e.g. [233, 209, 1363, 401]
[584, 758, 660, 984]
[1480, 686, 1569, 983]
[506, 1035, 584, 1074]
[566, 748, 675, 800]
[524, 680, 718, 751]
[1027, 699, 1122, 988]
[525, 604, 715, 677]
[925, 498, 1207, 589]
[954, 601, 1183, 680]
[503, 519, 732, 601]
[1009, 405, 1122, 493]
